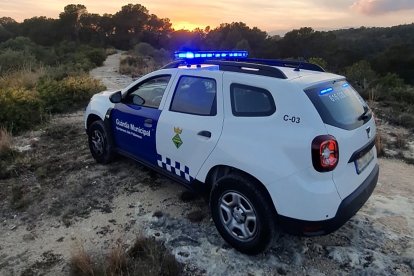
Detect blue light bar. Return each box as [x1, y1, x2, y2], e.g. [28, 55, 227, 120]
[342, 83, 349, 87]
[174, 50, 248, 60]
[319, 87, 333, 95]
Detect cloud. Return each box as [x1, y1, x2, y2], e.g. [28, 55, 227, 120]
[351, 0, 414, 15]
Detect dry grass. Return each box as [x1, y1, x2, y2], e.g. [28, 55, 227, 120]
[0, 67, 45, 90]
[70, 237, 181, 276]
[119, 56, 158, 78]
[0, 128, 15, 179]
[376, 130, 385, 157]
[70, 244, 99, 276]
[106, 243, 128, 275]
[394, 131, 408, 149]
[106, 48, 117, 56]
[0, 127, 13, 157]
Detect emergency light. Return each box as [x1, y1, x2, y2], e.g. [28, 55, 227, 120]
[319, 87, 333, 95]
[174, 50, 248, 60]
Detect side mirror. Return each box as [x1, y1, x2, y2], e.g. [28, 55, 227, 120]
[109, 91, 122, 103]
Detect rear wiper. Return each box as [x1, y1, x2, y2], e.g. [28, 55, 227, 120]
[358, 105, 370, 121]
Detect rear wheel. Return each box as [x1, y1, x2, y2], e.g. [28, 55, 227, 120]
[210, 173, 277, 254]
[88, 120, 114, 164]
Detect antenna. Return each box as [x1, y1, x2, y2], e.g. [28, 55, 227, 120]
[295, 50, 309, 72]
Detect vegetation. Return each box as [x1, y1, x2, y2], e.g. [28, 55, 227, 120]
[70, 237, 181, 276]
[1, 3, 414, 132]
[119, 42, 171, 77]
[0, 36, 106, 133]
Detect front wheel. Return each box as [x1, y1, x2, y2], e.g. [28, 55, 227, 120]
[88, 120, 114, 164]
[210, 173, 278, 254]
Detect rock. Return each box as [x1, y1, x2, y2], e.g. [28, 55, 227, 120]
[186, 210, 205, 223]
[180, 191, 197, 202]
[23, 233, 36, 241]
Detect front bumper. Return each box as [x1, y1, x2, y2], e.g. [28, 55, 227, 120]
[278, 163, 379, 236]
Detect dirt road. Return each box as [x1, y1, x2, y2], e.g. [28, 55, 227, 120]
[0, 53, 413, 275]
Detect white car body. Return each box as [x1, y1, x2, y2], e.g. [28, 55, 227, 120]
[85, 56, 379, 241]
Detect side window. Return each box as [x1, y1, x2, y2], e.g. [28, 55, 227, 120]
[230, 84, 276, 117]
[170, 76, 217, 116]
[125, 75, 171, 108]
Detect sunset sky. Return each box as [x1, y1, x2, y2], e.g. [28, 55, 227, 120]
[1, 0, 413, 35]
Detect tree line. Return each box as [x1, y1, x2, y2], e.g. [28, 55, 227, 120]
[0, 3, 413, 85]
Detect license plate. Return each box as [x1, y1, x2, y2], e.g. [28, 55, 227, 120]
[355, 148, 374, 174]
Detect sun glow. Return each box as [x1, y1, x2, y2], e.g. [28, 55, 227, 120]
[172, 21, 205, 31]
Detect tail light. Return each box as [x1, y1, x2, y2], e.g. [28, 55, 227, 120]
[312, 135, 339, 172]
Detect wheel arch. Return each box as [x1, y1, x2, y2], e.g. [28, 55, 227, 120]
[205, 165, 278, 217]
[86, 113, 103, 133]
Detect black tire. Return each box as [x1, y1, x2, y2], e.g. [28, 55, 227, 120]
[88, 120, 114, 164]
[210, 173, 277, 254]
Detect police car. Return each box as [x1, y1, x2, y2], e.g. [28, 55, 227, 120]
[84, 50, 379, 254]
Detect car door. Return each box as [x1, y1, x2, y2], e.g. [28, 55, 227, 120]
[156, 70, 224, 183]
[110, 74, 174, 165]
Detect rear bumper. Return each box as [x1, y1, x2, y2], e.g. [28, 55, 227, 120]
[279, 163, 379, 236]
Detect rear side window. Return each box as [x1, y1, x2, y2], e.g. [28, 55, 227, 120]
[170, 76, 217, 116]
[305, 80, 371, 130]
[230, 84, 275, 117]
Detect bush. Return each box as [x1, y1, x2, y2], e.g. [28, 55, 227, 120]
[37, 75, 105, 113]
[70, 237, 181, 276]
[54, 42, 107, 73]
[0, 87, 44, 132]
[0, 49, 37, 74]
[120, 46, 170, 77]
[134, 42, 155, 57]
[397, 113, 414, 129]
[105, 48, 117, 55]
[85, 48, 106, 67]
[0, 68, 45, 90]
[391, 88, 414, 105]
[308, 57, 328, 69]
[119, 55, 149, 76]
[0, 127, 13, 158]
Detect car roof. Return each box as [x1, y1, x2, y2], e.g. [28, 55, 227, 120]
[171, 62, 344, 88]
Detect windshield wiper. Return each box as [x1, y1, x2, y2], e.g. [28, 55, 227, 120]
[358, 105, 370, 121]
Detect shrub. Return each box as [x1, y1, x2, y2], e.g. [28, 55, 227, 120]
[397, 112, 414, 129]
[119, 55, 149, 76]
[391, 88, 414, 105]
[0, 36, 36, 51]
[0, 128, 15, 178]
[0, 87, 44, 132]
[308, 57, 328, 69]
[0, 67, 45, 90]
[105, 48, 117, 55]
[85, 48, 106, 67]
[0, 49, 37, 74]
[0, 127, 13, 158]
[375, 131, 384, 157]
[134, 42, 155, 57]
[70, 237, 181, 276]
[37, 75, 105, 113]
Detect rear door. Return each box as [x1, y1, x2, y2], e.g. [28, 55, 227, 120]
[305, 80, 377, 199]
[156, 70, 224, 183]
[111, 74, 174, 165]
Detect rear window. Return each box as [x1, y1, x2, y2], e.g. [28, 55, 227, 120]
[230, 84, 275, 117]
[304, 80, 371, 130]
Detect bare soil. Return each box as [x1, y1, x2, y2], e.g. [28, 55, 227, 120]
[0, 52, 413, 275]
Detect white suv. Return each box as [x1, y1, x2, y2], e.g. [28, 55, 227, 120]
[85, 51, 379, 254]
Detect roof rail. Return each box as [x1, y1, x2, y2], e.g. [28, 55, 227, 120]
[162, 60, 288, 79]
[244, 58, 325, 72]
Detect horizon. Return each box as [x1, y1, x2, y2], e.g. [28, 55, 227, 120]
[1, 1, 414, 35]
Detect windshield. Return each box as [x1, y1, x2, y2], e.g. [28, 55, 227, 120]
[304, 80, 371, 130]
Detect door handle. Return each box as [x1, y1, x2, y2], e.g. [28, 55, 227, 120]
[197, 130, 211, 138]
[144, 118, 153, 128]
